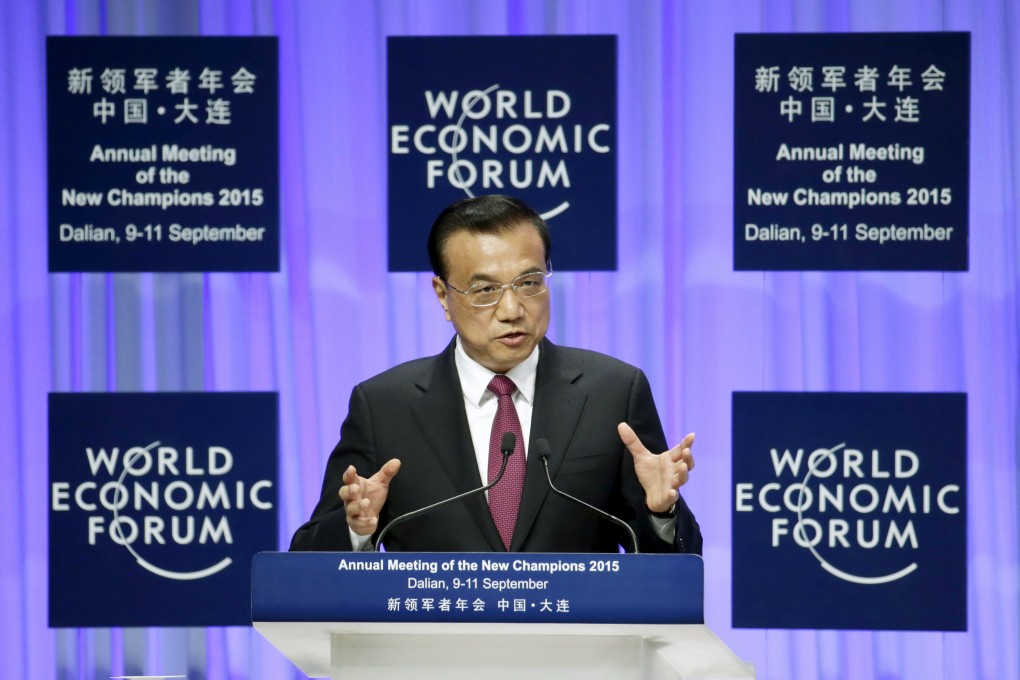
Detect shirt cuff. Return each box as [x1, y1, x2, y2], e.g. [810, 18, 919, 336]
[350, 528, 374, 551]
[649, 512, 677, 543]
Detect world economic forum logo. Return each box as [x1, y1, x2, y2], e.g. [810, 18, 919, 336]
[52, 439, 273, 580]
[387, 35, 618, 272]
[731, 392, 966, 631]
[49, 392, 278, 627]
[390, 82, 609, 221]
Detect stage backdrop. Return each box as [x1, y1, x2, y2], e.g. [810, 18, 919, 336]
[1, 1, 1016, 679]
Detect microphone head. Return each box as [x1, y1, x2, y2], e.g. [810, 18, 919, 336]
[500, 431, 516, 457]
[536, 438, 552, 460]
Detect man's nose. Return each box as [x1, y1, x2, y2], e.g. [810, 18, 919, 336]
[493, 285, 524, 320]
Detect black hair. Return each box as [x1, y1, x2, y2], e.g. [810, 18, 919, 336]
[427, 194, 551, 280]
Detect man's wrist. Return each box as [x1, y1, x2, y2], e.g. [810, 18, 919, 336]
[647, 502, 677, 519]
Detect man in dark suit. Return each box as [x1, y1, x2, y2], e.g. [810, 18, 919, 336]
[291, 195, 701, 554]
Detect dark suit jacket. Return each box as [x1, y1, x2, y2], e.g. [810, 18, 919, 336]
[290, 338, 701, 554]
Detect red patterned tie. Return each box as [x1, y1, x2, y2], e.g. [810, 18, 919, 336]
[487, 375, 526, 550]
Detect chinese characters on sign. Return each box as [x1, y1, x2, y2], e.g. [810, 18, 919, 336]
[753, 62, 947, 123]
[337, 555, 588, 620]
[68, 64, 259, 126]
[48, 37, 279, 272]
[383, 596, 571, 614]
[283, 553, 703, 624]
[734, 33, 969, 270]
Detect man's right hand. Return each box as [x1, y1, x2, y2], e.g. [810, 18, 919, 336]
[338, 459, 401, 536]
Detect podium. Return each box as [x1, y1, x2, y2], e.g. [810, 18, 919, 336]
[251, 552, 754, 679]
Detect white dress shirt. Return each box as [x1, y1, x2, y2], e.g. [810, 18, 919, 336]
[453, 336, 539, 487]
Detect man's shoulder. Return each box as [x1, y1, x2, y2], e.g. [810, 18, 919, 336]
[544, 342, 644, 379]
[354, 342, 457, 397]
[358, 353, 440, 390]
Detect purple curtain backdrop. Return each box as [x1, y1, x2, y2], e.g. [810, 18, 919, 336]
[0, 1, 1016, 678]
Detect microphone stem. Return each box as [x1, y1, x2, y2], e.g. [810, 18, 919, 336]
[374, 449, 511, 551]
[541, 455, 640, 554]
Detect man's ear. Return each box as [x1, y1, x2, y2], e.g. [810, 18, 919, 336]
[432, 277, 452, 321]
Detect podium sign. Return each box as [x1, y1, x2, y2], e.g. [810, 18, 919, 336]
[252, 552, 703, 624]
[251, 552, 755, 679]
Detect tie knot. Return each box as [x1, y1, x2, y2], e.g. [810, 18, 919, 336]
[487, 374, 517, 398]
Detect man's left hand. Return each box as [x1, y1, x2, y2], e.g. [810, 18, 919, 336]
[618, 422, 695, 513]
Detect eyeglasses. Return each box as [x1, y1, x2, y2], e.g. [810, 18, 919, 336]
[443, 269, 553, 308]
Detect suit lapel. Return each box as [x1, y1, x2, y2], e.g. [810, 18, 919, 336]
[411, 339, 505, 551]
[510, 339, 586, 551]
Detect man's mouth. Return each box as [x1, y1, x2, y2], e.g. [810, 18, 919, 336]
[497, 330, 528, 345]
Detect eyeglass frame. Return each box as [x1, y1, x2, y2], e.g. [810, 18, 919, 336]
[441, 263, 554, 308]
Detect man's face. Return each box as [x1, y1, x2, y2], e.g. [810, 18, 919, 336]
[432, 223, 551, 374]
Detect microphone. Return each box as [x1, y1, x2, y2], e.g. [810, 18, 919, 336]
[536, 438, 640, 554]
[374, 432, 516, 551]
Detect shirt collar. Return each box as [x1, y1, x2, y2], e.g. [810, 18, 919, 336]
[454, 336, 539, 409]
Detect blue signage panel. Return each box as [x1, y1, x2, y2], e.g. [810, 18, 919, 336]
[47, 37, 279, 272]
[387, 35, 617, 272]
[252, 552, 703, 625]
[731, 392, 966, 630]
[734, 33, 969, 270]
[49, 392, 279, 627]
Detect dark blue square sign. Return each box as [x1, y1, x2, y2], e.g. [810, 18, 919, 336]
[47, 37, 279, 272]
[734, 33, 970, 270]
[49, 392, 278, 627]
[388, 36, 617, 272]
[732, 392, 966, 630]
